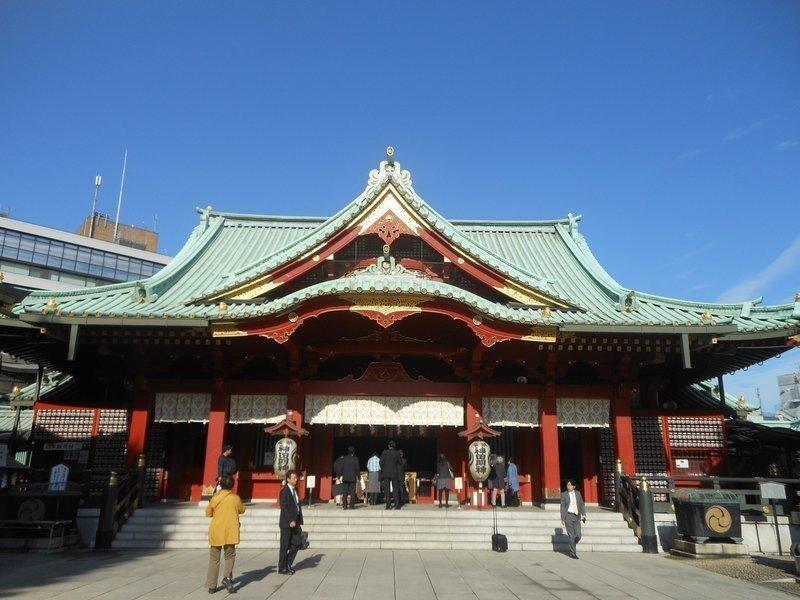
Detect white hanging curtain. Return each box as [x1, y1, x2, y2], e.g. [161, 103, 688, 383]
[154, 393, 211, 423]
[482, 397, 539, 427]
[306, 395, 464, 426]
[557, 398, 610, 428]
[229, 395, 287, 424]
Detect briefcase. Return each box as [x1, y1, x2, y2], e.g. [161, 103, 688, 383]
[292, 528, 310, 550]
[491, 533, 508, 552]
[491, 506, 508, 552]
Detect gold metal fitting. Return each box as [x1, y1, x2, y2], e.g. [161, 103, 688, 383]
[218, 301, 228, 315]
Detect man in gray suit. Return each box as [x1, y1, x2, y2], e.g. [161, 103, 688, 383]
[560, 480, 586, 559]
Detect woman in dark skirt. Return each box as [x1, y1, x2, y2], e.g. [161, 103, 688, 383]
[435, 454, 453, 508]
[491, 455, 507, 507]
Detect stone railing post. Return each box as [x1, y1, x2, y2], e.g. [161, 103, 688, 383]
[639, 477, 658, 553]
[95, 471, 120, 549]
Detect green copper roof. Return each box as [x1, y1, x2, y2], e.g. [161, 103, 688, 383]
[13, 157, 800, 337]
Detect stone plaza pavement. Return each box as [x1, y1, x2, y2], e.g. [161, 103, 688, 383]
[4, 548, 796, 600]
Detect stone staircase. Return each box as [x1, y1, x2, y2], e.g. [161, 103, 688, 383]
[113, 504, 641, 552]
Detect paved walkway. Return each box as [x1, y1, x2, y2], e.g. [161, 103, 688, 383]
[4, 548, 796, 599]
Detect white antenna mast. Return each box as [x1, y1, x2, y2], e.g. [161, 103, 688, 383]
[113, 149, 128, 243]
[88, 174, 102, 238]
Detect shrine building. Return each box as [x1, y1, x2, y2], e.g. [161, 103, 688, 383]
[11, 149, 800, 505]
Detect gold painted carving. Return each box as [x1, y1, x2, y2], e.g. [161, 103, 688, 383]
[495, 283, 566, 308]
[342, 294, 426, 316]
[521, 326, 558, 343]
[230, 279, 283, 301]
[211, 324, 248, 338]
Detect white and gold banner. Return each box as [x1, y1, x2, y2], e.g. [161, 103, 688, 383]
[557, 398, 610, 428]
[482, 397, 539, 427]
[229, 395, 287, 424]
[154, 393, 212, 423]
[306, 395, 464, 426]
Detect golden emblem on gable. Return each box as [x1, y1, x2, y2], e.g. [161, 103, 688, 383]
[342, 294, 426, 316]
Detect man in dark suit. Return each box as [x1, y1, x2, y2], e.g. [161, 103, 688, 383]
[278, 470, 303, 574]
[338, 446, 360, 510]
[380, 440, 402, 510]
[215, 444, 237, 492]
[560, 479, 587, 559]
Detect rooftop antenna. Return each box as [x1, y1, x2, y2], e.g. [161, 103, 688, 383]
[113, 149, 128, 243]
[153, 213, 158, 233]
[88, 174, 102, 238]
[756, 387, 763, 412]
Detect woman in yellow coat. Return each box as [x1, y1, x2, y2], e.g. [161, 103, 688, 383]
[205, 475, 245, 594]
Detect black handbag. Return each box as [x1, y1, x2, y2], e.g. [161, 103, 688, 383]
[292, 528, 310, 550]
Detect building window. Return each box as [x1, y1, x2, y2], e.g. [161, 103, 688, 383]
[0, 226, 165, 284]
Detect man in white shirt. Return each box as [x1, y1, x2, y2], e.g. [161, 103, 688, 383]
[559, 480, 586, 559]
[278, 470, 304, 574]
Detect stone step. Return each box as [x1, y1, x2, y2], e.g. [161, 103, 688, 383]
[122, 521, 634, 534]
[131, 508, 624, 521]
[114, 530, 637, 545]
[113, 539, 642, 552]
[113, 506, 639, 552]
[126, 515, 626, 527]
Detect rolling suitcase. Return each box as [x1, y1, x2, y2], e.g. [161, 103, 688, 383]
[491, 506, 508, 552]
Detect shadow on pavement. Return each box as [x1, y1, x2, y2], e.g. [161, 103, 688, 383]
[236, 565, 275, 590]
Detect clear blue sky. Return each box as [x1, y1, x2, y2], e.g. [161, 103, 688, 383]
[1, 2, 798, 411]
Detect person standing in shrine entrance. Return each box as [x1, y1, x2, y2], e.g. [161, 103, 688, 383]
[380, 440, 402, 510]
[366, 452, 381, 505]
[336, 446, 360, 510]
[216, 444, 237, 493]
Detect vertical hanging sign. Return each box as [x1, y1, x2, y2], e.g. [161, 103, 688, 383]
[468, 440, 491, 482]
[274, 438, 298, 479]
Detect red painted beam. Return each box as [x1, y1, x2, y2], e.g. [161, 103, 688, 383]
[125, 390, 153, 470]
[613, 384, 637, 475]
[195, 385, 229, 501]
[539, 384, 561, 502]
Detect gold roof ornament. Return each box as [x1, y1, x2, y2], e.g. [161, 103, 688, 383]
[218, 301, 228, 316]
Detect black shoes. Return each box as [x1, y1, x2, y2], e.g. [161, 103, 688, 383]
[208, 588, 216, 594]
[221, 577, 236, 593]
[278, 567, 296, 575]
[569, 553, 579, 559]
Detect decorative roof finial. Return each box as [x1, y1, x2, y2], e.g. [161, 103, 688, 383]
[366, 147, 413, 192]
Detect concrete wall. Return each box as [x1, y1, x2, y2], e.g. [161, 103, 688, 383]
[654, 513, 799, 554]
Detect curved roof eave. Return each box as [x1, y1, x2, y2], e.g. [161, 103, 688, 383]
[189, 166, 579, 309]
